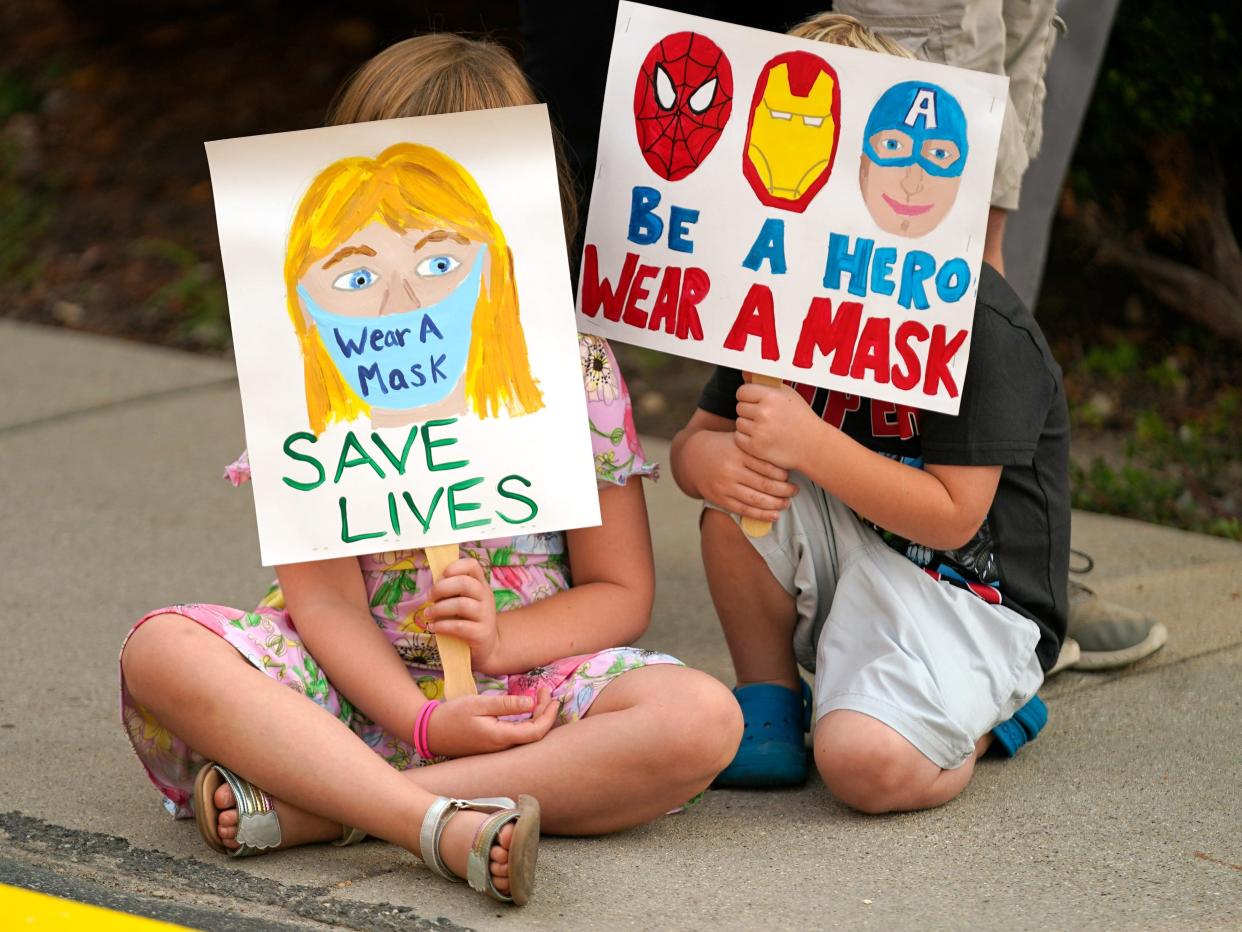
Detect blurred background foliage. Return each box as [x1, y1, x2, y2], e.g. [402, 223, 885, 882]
[0, 0, 1238, 537]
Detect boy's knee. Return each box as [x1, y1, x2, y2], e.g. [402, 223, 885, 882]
[813, 711, 936, 814]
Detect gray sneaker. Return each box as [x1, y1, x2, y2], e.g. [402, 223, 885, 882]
[1068, 582, 1168, 669]
[1064, 549, 1168, 670]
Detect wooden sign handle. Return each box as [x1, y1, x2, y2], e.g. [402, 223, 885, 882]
[425, 543, 478, 700]
[739, 373, 785, 539]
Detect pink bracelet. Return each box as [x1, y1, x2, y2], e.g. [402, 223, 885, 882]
[412, 700, 442, 761]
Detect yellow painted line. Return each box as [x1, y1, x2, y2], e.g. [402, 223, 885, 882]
[0, 883, 194, 930]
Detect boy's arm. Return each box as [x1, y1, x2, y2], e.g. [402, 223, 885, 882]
[671, 408, 798, 523]
[735, 381, 1001, 550]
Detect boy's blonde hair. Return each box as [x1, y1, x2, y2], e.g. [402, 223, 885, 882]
[787, 12, 914, 58]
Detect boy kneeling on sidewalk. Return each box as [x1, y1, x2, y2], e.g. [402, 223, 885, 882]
[670, 17, 1068, 816]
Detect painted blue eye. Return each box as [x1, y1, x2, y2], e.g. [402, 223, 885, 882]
[884, 138, 901, 150]
[332, 267, 378, 291]
[416, 254, 461, 278]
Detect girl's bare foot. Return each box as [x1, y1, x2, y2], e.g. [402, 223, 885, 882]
[213, 782, 338, 851]
[212, 784, 515, 895]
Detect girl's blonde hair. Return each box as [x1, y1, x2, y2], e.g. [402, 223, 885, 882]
[787, 12, 915, 58]
[328, 33, 579, 247]
[289, 34, 562, 435]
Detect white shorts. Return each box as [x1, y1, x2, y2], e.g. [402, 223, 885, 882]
[714, 472, 1044, 769]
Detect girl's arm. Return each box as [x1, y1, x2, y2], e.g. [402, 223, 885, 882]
[278, 558, 559, 754]
[428, 478, 656, 674]
[277, 557, 428, 740]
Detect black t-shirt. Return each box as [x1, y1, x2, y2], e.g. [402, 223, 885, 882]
[698, 265, 1069, 671]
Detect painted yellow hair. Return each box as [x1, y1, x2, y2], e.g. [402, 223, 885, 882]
[285, 142, 543, 434]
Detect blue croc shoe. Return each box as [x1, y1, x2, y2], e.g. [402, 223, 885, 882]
[990, 695, 1048, 758]
[713, 681, 812, 788]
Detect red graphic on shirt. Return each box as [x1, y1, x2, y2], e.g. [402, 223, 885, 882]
[633, 32, 733, 181]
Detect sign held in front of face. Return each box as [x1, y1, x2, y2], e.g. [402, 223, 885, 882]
[580, 2, 1007, 414]
[207, 105, 600, 565]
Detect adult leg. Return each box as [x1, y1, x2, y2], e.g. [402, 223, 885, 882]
[700, 508, 800, 690]
[813, 710, 991, 814]
[121, 614, 517, 893]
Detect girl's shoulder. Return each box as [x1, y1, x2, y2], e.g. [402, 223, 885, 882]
[578, 333, 658, 489]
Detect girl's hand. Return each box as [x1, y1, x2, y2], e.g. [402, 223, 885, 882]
[691, 427, 798, 523]
[735, 381, 824, 471]
[426, 557, 502, 672]
[425, 688, 559, 758]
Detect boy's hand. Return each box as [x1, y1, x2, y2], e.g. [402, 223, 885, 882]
[690, 428, 798, 522]
[735, 381, 823, 471]
[426, 688, 559, 758]
[426, 557, 503, 672]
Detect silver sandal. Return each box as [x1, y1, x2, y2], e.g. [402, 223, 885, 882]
[419, 795, 541, 905]
[193, 762, 366, 857]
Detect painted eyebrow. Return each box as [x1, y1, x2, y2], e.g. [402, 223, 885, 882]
[413, 230, 470, 251]
[321, 245, 377, 269]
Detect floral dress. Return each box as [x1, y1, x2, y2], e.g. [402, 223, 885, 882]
[120, 334, 680, 819]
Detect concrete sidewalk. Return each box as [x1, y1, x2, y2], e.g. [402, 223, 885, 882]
[1, 319, 1239, 931]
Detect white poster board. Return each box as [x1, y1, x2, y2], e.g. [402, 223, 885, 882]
[207, 105, 599, 566]
[579, 2, 1008, 414]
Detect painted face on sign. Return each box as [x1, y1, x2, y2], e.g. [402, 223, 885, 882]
[296, 222, 487, 423]
[859, 82, 969, 238]
[285, 143, 543, 435]
[633, 31, 733, 181]
[743, 51, 841, 213]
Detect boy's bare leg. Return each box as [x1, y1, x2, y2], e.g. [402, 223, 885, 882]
[700, 509, 800, 691]
[813, 710, 992, 814]
[122, 615, 517, 892]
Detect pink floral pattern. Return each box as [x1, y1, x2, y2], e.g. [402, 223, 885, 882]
[121, 334, 676, 818]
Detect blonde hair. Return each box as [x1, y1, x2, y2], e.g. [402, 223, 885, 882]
[787, 12, 915, 58]
[286, 142, 542, 434]
[328, 33, 579, 247]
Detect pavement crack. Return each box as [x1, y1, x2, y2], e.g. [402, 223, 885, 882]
[0, 376, 239, 437]
[0, 811, 472, 932]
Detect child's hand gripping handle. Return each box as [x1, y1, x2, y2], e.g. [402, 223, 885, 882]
[425, 543, 479, 699]
[738, 373, 784, 539]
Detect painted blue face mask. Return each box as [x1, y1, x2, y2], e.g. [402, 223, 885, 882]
[862, 81, 969, 178]
[297, 245, 486, 411]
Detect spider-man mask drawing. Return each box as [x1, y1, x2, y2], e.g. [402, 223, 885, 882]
[633, 32, 733, 181]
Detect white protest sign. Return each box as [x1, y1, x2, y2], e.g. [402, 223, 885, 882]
[579, 2, 1008, 414]
[207, 104, 599, 566]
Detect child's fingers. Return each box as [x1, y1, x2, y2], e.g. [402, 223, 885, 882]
[430, 573, 489, 602]
[743, 470, 798, 500]
[442, 557, 488, 584]
[502, 696, 559, 744]
[424, 618, 484, 642]
[728, 485, 790, 514]
[735, 382, 778, 403]
[742, 454, 790, 482]
[427, 595, 483, 623]
[468, 694, 536, 717]
[725, 498, 783, 523]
